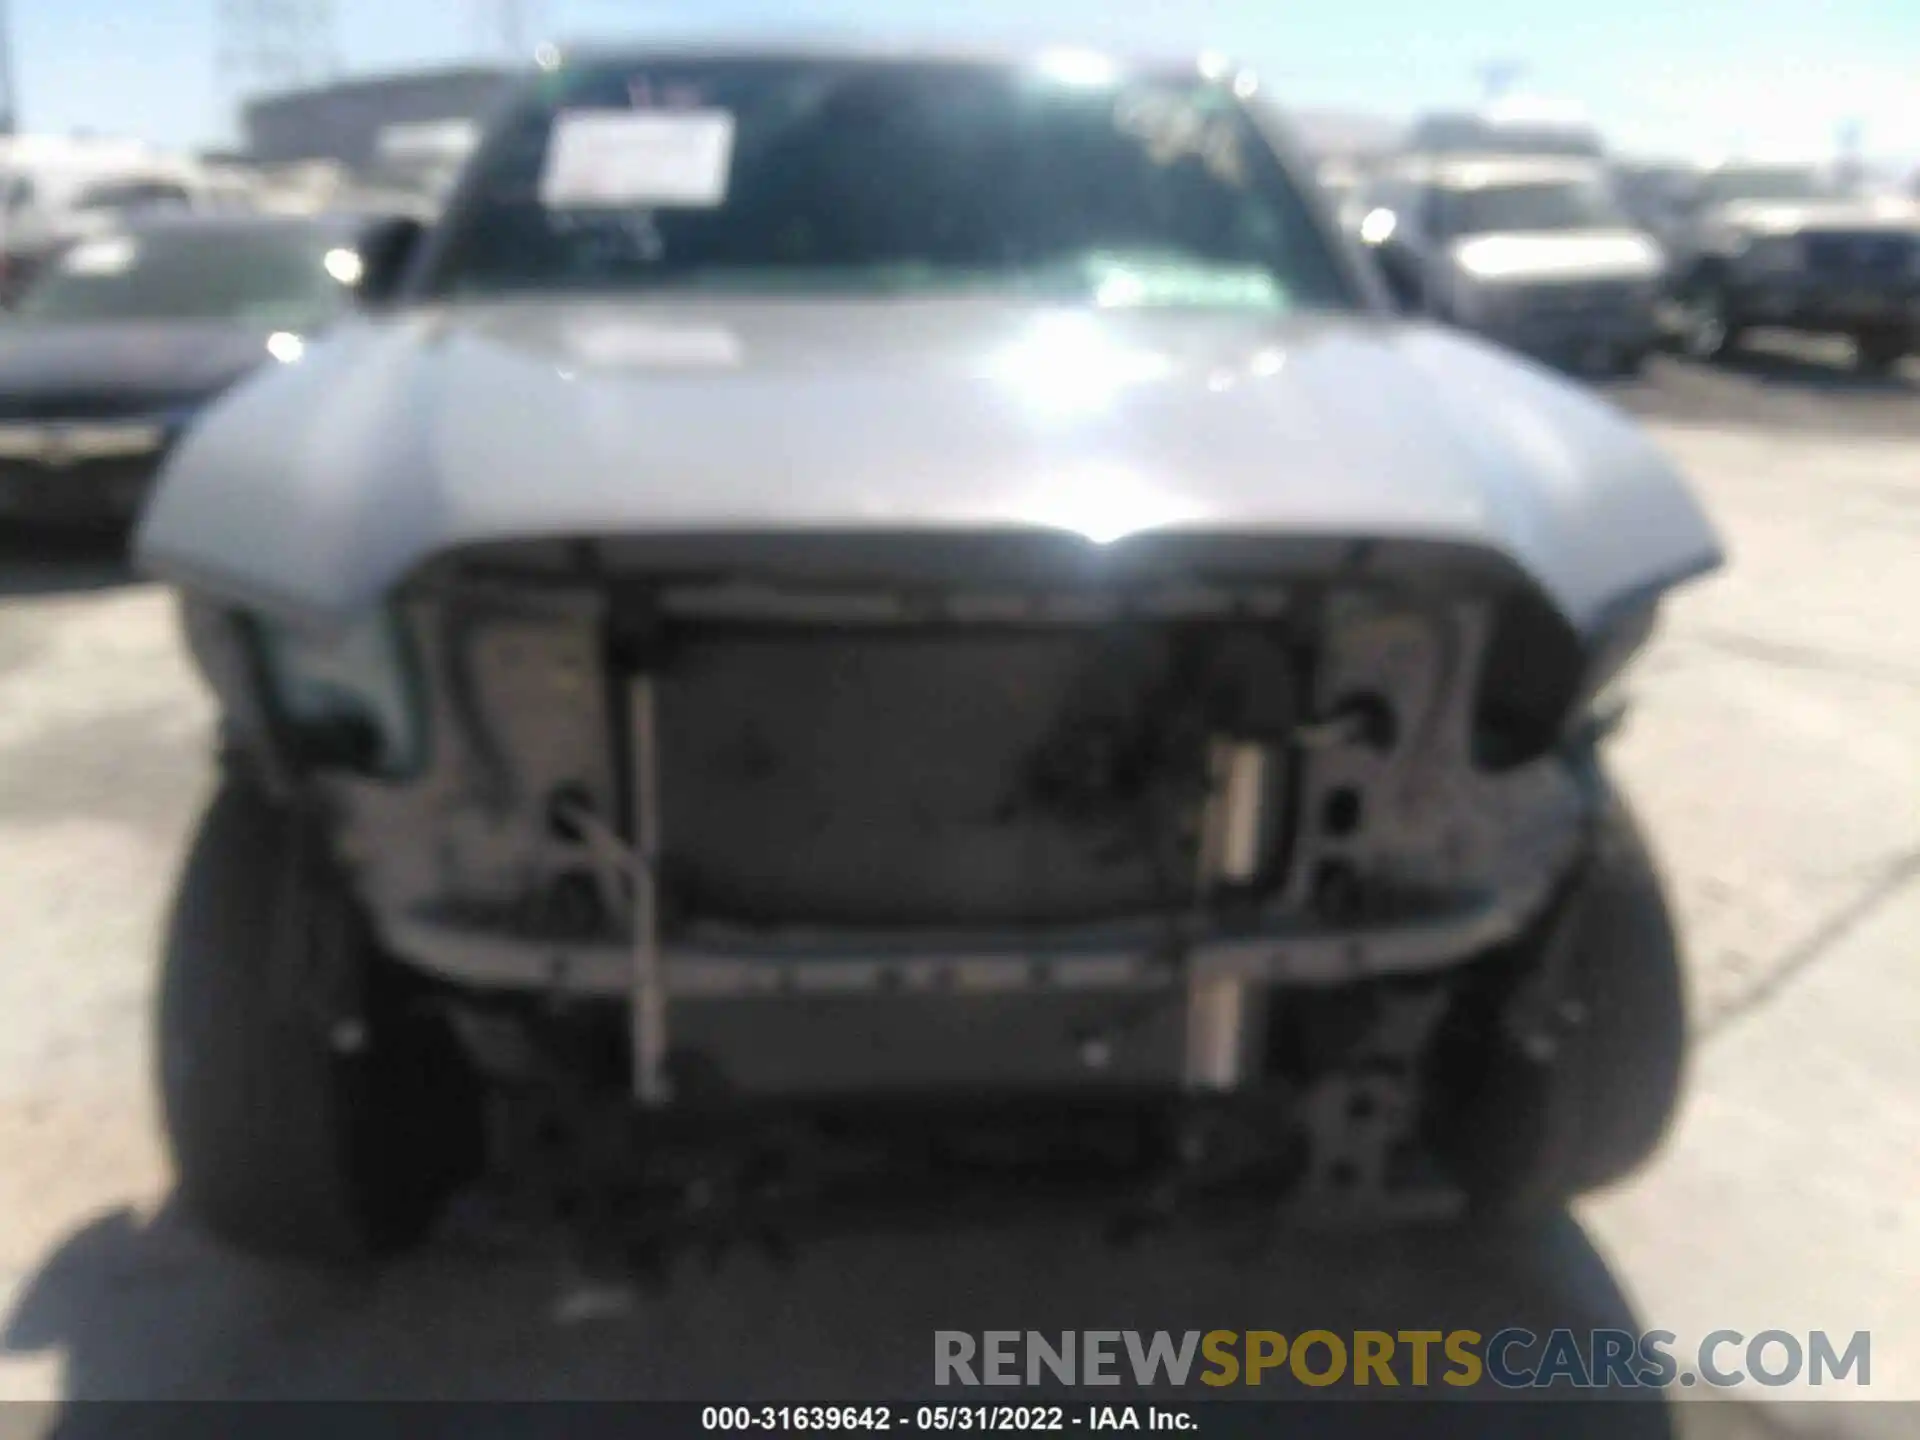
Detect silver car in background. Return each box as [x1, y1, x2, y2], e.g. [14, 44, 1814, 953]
[1359, 157, 1665, 372]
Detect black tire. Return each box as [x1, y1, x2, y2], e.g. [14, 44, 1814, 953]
[1854, 328, 1909, 375]
[1676, 274, 1740, 361]
[158, 781, 484, 1264]
[1430, 789, 1687, 1215]
[1610, 345, 1651, 378]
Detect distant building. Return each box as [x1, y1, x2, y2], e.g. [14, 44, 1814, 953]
[1406, 105, 1605, 161]
[240, 64, 518, 168]
[1286, 109, 1406, 165]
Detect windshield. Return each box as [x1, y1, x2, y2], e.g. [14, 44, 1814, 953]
[1700, 167, 1830, 205]
[72, 179, 193, 213]
[423, 57, 1352, 311]
[15, 225, 359, 326]
[1433, 178, 1627, 237]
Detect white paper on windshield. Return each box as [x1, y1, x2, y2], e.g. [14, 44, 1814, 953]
[540, 110, 736, 209]
[63, 236, 140, 276]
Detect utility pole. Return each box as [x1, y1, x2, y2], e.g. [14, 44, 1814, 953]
[473, 0, 543, 58]
[1478, 59, 1526, 106]
[1835, 118, 1864, 191]
[0, 0, 17, 136]
[218, 0, 338, 97]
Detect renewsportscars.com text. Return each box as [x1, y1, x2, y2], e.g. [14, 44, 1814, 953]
[934, 1329, 1871, 1390]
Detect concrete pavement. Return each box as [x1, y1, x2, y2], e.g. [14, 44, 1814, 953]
[0, 402, 1912, 1428]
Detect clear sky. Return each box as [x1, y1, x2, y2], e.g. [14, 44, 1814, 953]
[14, 0, 1920, 164]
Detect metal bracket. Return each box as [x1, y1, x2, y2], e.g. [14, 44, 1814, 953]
[549, 791, 637, 936]
[1500, 872, 1593, 1063]
[1183, 739, 1268, 1091]
[628, 674, 672, 1107]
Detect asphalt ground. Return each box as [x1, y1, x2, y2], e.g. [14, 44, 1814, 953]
[0, 336, 1914, 1435]
[1602, 336, 1920, 438]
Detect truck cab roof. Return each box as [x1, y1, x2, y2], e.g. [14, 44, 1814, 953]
[1379, 155, 1609, 192]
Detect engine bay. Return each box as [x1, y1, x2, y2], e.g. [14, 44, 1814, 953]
[220, 548, 1591, 1113]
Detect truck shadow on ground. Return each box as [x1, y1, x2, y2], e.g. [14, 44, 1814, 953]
[3, 1193, 1671, 1437]
[1595, 345, 1920, 439]
[0, 530, 138, 598]
[1712, 345, 1919, 397]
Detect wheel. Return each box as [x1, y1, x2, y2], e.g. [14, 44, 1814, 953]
[1854, 328, 1909, 375]
[1426, 787, 1687, 1215]
[1675, 276, 1740, 361]
[1610, 345, 1651, 378]
[158, 780, 484, 1264]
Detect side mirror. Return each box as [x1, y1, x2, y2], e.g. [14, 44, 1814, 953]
[1356, 210, 1428, 314]
[353, 216, 427, 308]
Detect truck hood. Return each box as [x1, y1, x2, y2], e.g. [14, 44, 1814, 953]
[135, 296, 1722, 635]
[1450, 230, 1665, 283]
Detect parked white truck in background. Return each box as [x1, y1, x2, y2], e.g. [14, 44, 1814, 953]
[1358, 155, 1666, 372]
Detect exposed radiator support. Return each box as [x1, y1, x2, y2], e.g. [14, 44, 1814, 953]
[1183, 739, 1269, 1092]
[628, 674, 671, 1106]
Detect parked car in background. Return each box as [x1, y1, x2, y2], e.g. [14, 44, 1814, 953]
[1359, 156, 1665, 371]
[241, 159, 356, 217]
[0, 211, 413, 531]
[1313, 157, 1369, 231]
[134, 45, 1718, 1267]
[1610, 157, 1702, 248]
[365, 119, 484, 206]
[0, 135, 254, 301]
[1663, 159, 1920, 370]
[195, 163, 269, 214]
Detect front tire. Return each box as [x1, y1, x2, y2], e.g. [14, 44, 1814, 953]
[158, 781, 484, 1264]
[1610, 344, 1651, 378]
[1431, 790, 1687, 1215]
[1854, 327, 1909, 375]
[1676, 274, 1740, 361]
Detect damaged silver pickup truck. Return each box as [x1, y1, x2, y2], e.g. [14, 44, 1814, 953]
[135, 45, 1723, 1265]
